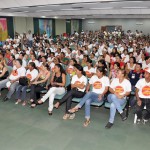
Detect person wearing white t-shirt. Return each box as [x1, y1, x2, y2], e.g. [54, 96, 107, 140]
[105, 69, 131, 129]
[15, 62, 38, 106]
[54, 64, 87, 119]
[0, 59, 26, 101]
[83, 59, 95, 78]
[28, 54, 39, 67]
[135, 67, 150, 122]
[69, 67, 109, 127]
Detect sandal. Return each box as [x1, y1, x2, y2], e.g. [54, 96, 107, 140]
[31, 103, 37, 108]
[63, 114, 70, 120]
[37, 100, 43, 105]
[69, 113, 75, 120]
[15, 99, 21, 105]
[22, 101, 26, 106]
[83, 119, 90, 127]
[68, 107, 79, 113]
[54, 102, 60, 109]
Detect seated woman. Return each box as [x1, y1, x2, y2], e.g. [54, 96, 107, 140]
[69, 67, 109, 127]
[38, 64, 66, 115]
[0, 62, 9, 81]
[54, 64, 87, 119]
[109, 62, 120, 80]
[83, 59, 95, 79]
[15, 62, 38, 106]
[125, 56, 136, 74]
[105, 69, 131, 129]
[30, 63, 50, 107]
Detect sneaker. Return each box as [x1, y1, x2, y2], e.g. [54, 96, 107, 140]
[105, 122, 113, 129]
[142, 119, 148, 124]
[15, 99, 21, 105]
[120, 111, 127, 121]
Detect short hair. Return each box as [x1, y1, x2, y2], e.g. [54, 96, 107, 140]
[16, 58, 22, 65]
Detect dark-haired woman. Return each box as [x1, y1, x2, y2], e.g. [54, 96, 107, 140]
[0, 62, 9, 81]
[15, 62, 38, 106]
[38, 64, 66, 115]
[30, 63, 50, 107]
[105, 69, 131, 129]
[54, 64, 87, 119]
[69, 67, 109, 127]
[126, 57, 136, 73]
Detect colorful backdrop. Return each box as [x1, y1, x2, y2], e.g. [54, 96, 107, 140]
[0, 18, 8, 41]
[39, 19, 52, 38]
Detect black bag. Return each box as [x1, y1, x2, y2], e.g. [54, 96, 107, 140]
[19, 77, 29, 86]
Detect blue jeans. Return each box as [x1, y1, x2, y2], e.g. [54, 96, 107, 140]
[16, 85, 27, 101]
[107, 94, 126, 123]
[77, 92, 104, 119]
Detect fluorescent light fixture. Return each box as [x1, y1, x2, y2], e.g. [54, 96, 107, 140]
[50, 5, 60, 6]
[54, 16, 58, 19]
[122, 7, 148, 9]
[90, 7, 113, 10]
[41, 16, 46, 18]
[136, 22, 143, 25]
[82, 18, 85, 19]
[61, 9, 80, 11]
[88, 21, 95, 24]
[10, 7, 18, 9]
[37, 5, 45, 7]
[36, 10, 53, 12]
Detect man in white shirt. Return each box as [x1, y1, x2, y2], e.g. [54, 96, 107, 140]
[135, 67, 150, 122]
[0, 59, 26, 101]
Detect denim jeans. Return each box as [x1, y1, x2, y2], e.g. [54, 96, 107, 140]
[16, 84, 27, 101]
[77, 92, 104, 119]
[0, 79, 19, 99]
[107, 94, 126, 123]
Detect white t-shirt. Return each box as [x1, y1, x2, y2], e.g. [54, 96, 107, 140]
[110, 78, 131, 96]
[9, 66, 26, 81]
[71, 75, 87, 92]
[83, 66, 95, 77]
[89, 75, 109, 94]
[135, 78, 150, 98]
[26, 69, 38, 81]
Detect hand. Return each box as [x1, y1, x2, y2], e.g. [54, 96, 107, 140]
[32, 81, 38, 85]
[98, 94, 103, 101]
[137, 100, 142, 106]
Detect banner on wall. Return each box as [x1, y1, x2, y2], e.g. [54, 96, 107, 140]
[0, 18, 8, 41]
[71, 20, 79, 34]
[39, 19, 52, 38]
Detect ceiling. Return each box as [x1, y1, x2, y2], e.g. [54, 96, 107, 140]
[0, 0, 150, 18]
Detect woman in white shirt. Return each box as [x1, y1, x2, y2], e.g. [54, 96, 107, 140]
[105, 69, 131, 129]
[15, 62, 38, 106]
[54, 64, 87, 119]
[69, 67, 109, 127]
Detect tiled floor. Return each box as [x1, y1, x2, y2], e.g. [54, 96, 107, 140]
[0, 90, 149, 150]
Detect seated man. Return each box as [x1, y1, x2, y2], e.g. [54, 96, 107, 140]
[128, 63, 144, 106]
[0, 59, 26, 101]
[135, 67, 150, 123]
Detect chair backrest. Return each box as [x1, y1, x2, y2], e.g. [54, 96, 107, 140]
[65, 73, 71, 87]
[6, 66, 13, 75]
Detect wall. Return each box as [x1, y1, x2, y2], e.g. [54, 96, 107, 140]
[55, 19, 66, 35]
[13, 17, 34, 34]
[82, 18, 150, 34]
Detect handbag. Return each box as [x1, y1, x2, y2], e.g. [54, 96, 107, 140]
[19, 77, 29, 86]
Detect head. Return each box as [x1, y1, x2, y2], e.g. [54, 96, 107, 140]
[144, 68, 150, 80]
[69, 58, 77, 66]
[96, 67, 106, 78]
[129, 57, 136, 64]
[74, 64, 85, 76]
[15, 59, 22, 68]
[135, 63, 142, 72]
[87, 59, 93, 67]
[54, 64, 66, 74]
[114, 62, 120, 70]
[117, 69, 126, 79]
[98, 59, 107, 69]
[28, 62, 36, 71]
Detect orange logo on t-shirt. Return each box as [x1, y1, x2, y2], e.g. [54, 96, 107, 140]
[115, 86, 124, 94]
[142, 86, 150, 96]
[11, 70, 18, 76]
[93, 81, 102, 89]
[26, 74, 32, 80]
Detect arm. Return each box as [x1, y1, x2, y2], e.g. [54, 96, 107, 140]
[71, 82, 86, 89]
[0, 67, 8, 77]
[54, 73, 66, 87]
[135, 88, 142, 106]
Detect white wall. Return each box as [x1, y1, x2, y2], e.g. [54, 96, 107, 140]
[13, 17, 34, 34]
[82, 18, 150, 34]
[55, 19, 66, 35]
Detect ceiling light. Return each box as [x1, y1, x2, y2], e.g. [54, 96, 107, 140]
[90, 7, 113, 10]
[54, 16, 58, 19]
[37, 5, 45, 7]
[61, 9, 80, 11]
[122, 7, 148, 9]
[41, 16, 46, 18]
[36, 10, 53, 12]
[82, 18, 85, 19]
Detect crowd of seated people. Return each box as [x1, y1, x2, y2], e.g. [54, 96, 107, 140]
[0, 29, 150, 129]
